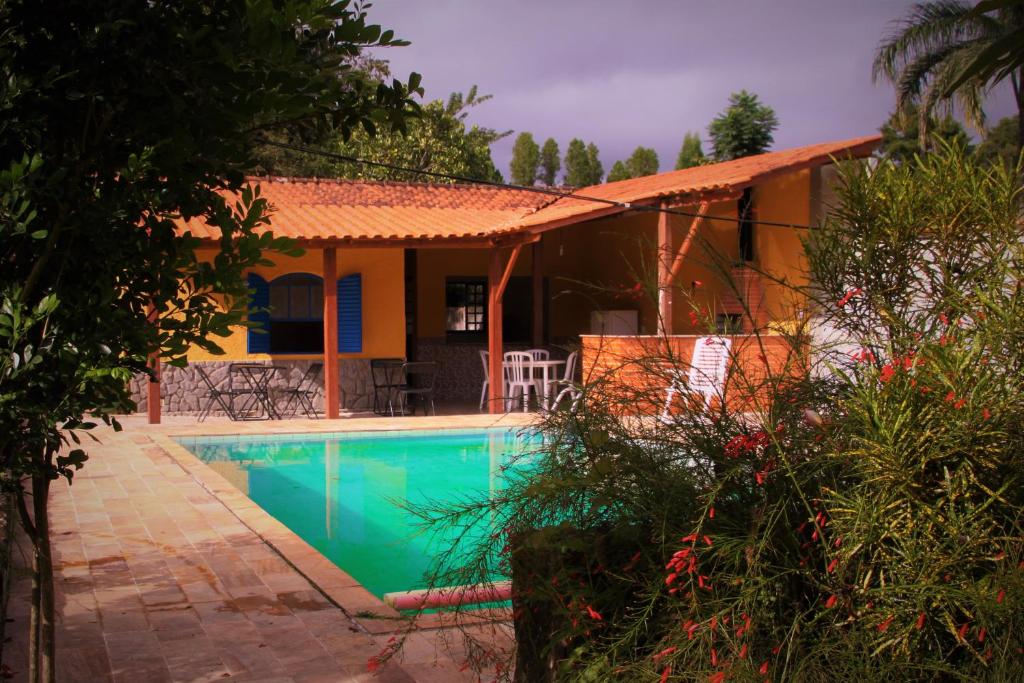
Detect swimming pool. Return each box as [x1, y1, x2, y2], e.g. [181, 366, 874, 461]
[177, 428, 539, 600]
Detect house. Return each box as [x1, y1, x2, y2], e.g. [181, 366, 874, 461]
[135, 135, 880, 422]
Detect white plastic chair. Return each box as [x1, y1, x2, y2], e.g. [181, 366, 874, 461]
[504, 351, 538, 412]
[662, 336, 732, 418]
[548, 351, 581, 411]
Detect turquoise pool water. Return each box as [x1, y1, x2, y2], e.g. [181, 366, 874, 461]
[177, 428, 539, 600]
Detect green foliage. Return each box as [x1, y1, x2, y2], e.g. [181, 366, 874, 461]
[257, 86, 505, 183]
[626, 146, 659, 178]
[675, 132, 706, 170]
[510, 132, 541, 186]
[976, 115, 1021, 167]
[708, 90, 779, 161]
[879, 103, 972, 161]
[606, 160, 630, 183]
[585, 144, 604, 185]
[539, 138, 561, 186]
[873, 0, 1024, 152]
[408, 146, 1024, 681]
[563, 139, 587, 186]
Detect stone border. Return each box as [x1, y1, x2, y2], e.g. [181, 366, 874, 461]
[148, 417, 530, 634]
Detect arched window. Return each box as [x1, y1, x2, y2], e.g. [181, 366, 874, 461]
[268, 273, 323, 353]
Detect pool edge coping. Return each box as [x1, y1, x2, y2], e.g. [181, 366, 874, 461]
[148, 418, 530, 635]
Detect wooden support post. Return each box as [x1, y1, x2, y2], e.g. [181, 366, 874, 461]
[668, 200, 711, 283]
[657, 201, 672, 336]
[488, 244, 523, 414]
[531, 241, 544, 348]
[147, 353, 161, 425]
[323, 247, 340, 419]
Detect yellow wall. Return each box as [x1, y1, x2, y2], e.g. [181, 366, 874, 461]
[753, 168, 812, 327]
[188, 246, 406, 361]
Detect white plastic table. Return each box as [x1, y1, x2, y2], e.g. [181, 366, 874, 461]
[504, 358, 565, 411]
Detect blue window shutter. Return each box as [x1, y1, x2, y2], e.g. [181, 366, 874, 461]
[247, 273, 271, 354]
[337, 273, 362, 353]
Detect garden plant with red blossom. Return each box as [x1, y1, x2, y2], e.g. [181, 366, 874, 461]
[402, 144, 1023, 681]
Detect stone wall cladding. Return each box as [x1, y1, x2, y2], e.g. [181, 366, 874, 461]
[130, 359, 374, 416]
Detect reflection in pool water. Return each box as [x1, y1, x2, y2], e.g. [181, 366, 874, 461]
[179, 429, 539, 599]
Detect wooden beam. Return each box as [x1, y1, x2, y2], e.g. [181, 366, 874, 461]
[657, 201, 672, 336]
[322, 247, 340, 419]
[496, 243, 522, 301]
[487, 247, 506, 414]
[531, 241, 544, 347]
[146, 305, 161, 424]
[147, 353, 161, 424]
[667, 200, 711, 284]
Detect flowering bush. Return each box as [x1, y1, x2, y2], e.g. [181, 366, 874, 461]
[407, 145, 1023, 681]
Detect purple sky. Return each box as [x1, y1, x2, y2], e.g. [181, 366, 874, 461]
[367, 1, 1016, 179]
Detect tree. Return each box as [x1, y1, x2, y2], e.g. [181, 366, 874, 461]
[625, 146, 659, 178]
[708, 90, 779, 161]
[975, 114, 1021, 167]
[586, 143, 604, 185]
[510, 132, 541, 186]
[675, 131, 706, 169]
[539, 137, 561, 186]
[257, 86, 507, 183]
[878, 103, 972, 162]
[607, 160, 631, 182]
[564, 138, 590, 187]
[0, 2, 417, 681]
[873, 0, 1024, 156]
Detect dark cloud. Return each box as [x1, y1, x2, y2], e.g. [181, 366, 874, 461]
[368, 1, 1016, 178]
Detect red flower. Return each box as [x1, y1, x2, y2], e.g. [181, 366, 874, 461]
[759, 660, 770, 675]
[877, 615, 894, 632]
[585, 605, 603, 621]
[977, 628, 986, 643]
[982, 407, 992, 420]
[367, 657, 381, 673]
[739, 643, 748, 659]
[958, 623, 969, 640]
[689, 310, 700, 326]
[708, 673, 726, 683]
[653, 646, 677, 661]
[661, 666, 672, 683]
[825, 594, 837, 609]
[827, 558, 838, 574]
[709, 507, 715, 519]
[944, 391, 957, 403]
[703, 535, 713, 547]
[879, 364, 896, 383]
[997, 589, 1005, 604]
[916, 612, 926, 630]
[692, 280, 703, 288]
[711, 648, 718, 666]
[837, 288, 862, 307]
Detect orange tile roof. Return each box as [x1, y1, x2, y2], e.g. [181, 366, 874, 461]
[179, 135, 879, 245]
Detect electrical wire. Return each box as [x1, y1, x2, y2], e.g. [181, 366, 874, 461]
[256, 138, 820, 231]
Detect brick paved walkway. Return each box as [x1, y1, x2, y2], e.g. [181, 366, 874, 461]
[6, 414, 527, 682]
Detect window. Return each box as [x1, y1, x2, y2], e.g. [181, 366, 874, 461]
[268, 274, 323, 354]
[446, 280, 486, 336]
[444, 276, 541, 344]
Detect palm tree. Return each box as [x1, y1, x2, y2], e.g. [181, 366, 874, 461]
[873, 0, 1024, 158]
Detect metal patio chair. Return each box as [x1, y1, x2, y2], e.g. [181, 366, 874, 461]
[196, 366, 242, 422]
[395, 361, 438, 416]
[279, 363, 323, 418]
[371, 358, 406, 415]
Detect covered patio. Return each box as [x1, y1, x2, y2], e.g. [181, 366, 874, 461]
[139, 136, 879, 423]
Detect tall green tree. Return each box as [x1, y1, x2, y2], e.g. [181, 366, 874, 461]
[564, 138, 590, 187]
[510, 132, 541, 186]
[539, 137, 561, 186]
[675, 131, 706, 169]
[0, 3, 417, 681]
[708, 90, 779, 161]
[879, 103, 972, 162]
[873, 0, 1024, 155]
[585, 142, 604, 185]
[625, 146, 659, 178]
[976, 114, 1021, 166]
[606, 160, 630, 182]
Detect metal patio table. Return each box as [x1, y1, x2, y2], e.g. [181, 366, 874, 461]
[230, 363, 285, 420]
